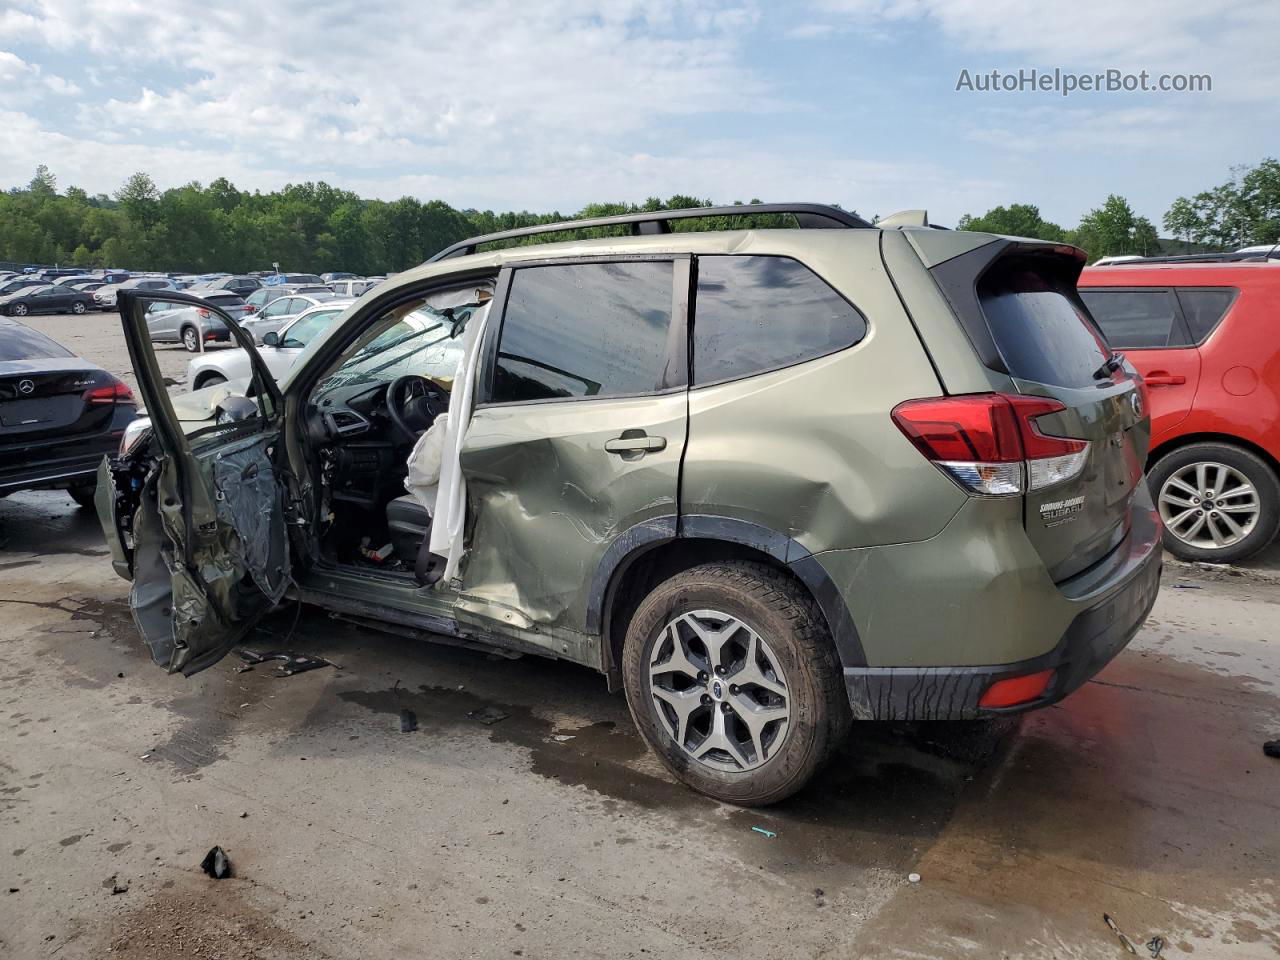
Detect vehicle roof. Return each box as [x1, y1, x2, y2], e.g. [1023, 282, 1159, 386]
[1080, 261, 1280, 283]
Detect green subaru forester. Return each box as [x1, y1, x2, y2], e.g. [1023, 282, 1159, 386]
[97, 204, 1161, 805]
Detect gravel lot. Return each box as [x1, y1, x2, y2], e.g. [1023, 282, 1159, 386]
[2, 311, 1278, 959]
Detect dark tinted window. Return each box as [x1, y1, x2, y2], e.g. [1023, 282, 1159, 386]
[692, 256, 867, 385]
[0, 324, 73, 361]
[1176, 288, 1236, 342]
[207, 294, 244, 307]
[1079, 289, 1180, 348]
[493, 261, 674, 403]
[978, 259, 1110, 388]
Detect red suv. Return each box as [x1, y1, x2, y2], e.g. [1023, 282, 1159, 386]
[1079, 262, 1280, 562]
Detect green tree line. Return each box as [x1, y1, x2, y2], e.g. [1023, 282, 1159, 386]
[0, 166, 804, 274]
[4, 158, 1277, 271]
[956, 158, 1280, 261]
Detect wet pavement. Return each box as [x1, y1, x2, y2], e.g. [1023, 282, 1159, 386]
[1, 487, 1277, 959]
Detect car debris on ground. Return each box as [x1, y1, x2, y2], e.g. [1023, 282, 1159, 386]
[399, 708, 418, 733]
[200, 846, 232, 879]
[236, 649, 335, 677]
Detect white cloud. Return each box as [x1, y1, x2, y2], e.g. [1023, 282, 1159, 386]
[0, 0, 1275, 228]
[0, 50, 82, 96]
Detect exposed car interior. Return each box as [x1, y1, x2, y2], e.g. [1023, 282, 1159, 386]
[300, 284, 489, 578]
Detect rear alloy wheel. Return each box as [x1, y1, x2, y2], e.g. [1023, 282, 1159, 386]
[182, 327, 201, 353]
[71, 301, 86, 314]
[622, 561, 848, 806]
[1150, 442, 1280, 563]
[10, 303, 28, 316]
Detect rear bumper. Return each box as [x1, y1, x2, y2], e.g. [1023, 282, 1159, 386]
[841, 496, 1162, 721]
[0, 409, 135, 495]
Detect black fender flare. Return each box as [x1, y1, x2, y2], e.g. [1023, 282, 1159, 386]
[587, 514, 867, 669]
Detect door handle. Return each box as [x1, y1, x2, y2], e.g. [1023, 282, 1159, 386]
[1144, 372, 1186, 386]
[604, 434, 667, 455]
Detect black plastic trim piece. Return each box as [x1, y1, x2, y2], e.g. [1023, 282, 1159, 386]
[584, 515, 678, 634]
[679, 515, 868, 669]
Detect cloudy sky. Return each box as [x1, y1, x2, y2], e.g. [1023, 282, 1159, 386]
[1, 0, 1275, 228]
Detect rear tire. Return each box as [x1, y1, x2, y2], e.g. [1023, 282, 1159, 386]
[621, 560, 848, 806]
[1149, 442, 1280, 563]
[182, 327, 201, 353]
[71, 301, 86, 314]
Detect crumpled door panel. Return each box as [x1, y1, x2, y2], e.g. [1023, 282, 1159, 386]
[130, 432, 290, 676]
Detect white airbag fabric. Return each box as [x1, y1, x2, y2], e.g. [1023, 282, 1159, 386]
[401, 298, 491, 583]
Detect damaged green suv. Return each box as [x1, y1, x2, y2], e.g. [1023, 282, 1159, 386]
[98, 204, 1161, 805]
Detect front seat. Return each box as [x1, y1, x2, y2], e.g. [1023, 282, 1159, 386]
[386, 495, 431, 564]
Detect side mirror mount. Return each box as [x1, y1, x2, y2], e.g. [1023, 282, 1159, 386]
[214, 394, 259, 423]
[262, 332, 280, 347]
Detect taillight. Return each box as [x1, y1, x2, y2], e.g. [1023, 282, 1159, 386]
[197, 308, 210, 318]
[84, 378, 134, 405]
[892, 393, 1089, 496]
[244, 304, 257, 314]
[979, 669, 1054, 708]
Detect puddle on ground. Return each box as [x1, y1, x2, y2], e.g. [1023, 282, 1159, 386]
[337, 681, 1019, 871]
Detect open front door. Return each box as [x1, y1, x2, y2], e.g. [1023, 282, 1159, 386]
[106, 290, 294, 676]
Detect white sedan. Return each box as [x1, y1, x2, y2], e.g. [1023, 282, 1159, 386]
[185, 300, 351, 390]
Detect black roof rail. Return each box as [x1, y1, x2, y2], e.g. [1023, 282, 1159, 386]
[426, 203, 873, 262]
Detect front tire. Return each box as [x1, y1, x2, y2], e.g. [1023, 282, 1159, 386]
[182, 327, 201, 352]
[1149, 442, 1280, 562]
[10, 303, 28, 316]
[621, 560, 847, 806]
[194, 373, 227, 390]
[68, 484, 96, 509]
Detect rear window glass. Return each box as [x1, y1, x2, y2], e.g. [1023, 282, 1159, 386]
[1176, 288, 1236, 342]
[0, 325, 74, 361]
[978, 260, 1110, 388]
[207, 294, 244, 306]
[1078, 289, 1179, 348]
[692, 256, 867, 385]
[493, 261, 674, 402]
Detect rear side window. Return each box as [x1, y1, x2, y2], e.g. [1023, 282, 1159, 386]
[0, 325, 73, 361]
[492, 260, 674, 403]
[1176, 288, 1236, 342]
[1079, 289, 1180, 348]
[692, 256, 867, 385]
[978, 259, 1109, 388]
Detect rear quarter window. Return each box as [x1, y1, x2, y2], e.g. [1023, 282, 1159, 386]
[1176, 288, 1237, 342]
[978, 259, 1109, 388]
[692, 255, 867, 385]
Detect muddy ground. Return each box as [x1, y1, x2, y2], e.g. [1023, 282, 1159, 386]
[1, 311, 1278, 958]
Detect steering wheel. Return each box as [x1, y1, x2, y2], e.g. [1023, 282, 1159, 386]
[386, 375, 449, 443]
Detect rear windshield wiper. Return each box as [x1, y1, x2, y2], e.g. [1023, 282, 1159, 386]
[1093, 350, 1125, 380]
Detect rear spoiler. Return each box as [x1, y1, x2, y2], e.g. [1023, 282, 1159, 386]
[928, 239, 1089, 374]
